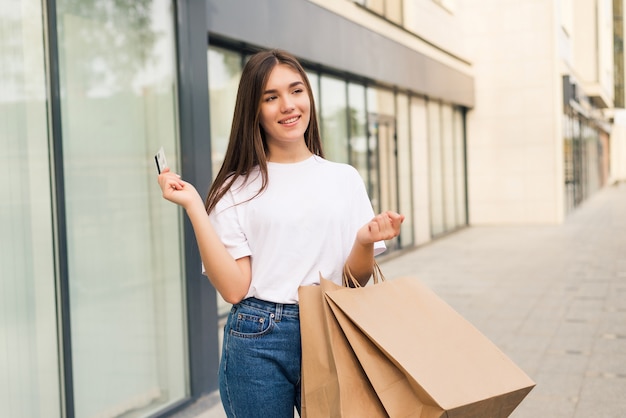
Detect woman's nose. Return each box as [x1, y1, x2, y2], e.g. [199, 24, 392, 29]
[281, 97, 295, 113]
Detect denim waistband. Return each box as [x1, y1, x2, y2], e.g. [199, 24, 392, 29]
[238, 297, 299, 321]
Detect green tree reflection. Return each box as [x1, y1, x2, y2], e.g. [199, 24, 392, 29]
[57, 0, 161, 95]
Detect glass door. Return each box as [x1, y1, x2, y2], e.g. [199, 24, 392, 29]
[368, 113, 400, 251]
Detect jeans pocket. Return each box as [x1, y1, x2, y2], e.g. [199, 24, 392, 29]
[229, 306, 274, 338]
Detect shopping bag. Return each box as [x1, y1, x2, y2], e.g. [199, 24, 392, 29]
[299, 280, 387, 418]
[323, 267, 536, 418]
[321, 278, 435, 418]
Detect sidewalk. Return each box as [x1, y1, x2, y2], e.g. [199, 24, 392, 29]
[176, 182, 626, 418]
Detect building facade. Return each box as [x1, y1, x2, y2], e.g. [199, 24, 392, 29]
[1, 0, 622, 417]
[460, 0, 617, 224]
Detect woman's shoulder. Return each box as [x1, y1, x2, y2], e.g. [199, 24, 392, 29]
[312, 156, 360, 176]
[315, 156, 361, 179]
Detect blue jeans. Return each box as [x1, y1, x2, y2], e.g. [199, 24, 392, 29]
[219, 297, 301, 418]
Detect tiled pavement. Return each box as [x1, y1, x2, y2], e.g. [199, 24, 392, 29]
[174, 182, 626, 418]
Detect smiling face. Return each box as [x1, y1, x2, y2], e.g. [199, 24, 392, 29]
[259, 63, 311, 153]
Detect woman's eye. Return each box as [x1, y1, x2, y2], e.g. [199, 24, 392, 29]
[293, 88, 303, 94]
[264, 96, 277, 102]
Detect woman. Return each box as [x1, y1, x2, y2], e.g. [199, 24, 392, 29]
[158, 48, 403, 418]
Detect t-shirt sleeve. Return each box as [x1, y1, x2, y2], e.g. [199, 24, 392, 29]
[202, 189, 252, 275]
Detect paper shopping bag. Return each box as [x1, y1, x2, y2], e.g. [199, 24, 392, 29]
[323, 275, 536, 418]
[322, 278, 440, 418]
[299, 282, 386, 418]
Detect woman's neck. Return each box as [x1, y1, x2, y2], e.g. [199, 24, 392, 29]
[267, 142, 313, 164]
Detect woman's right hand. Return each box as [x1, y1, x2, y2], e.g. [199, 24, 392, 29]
[157, 167, 202, 210]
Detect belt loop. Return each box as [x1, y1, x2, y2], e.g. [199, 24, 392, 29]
[274, 303, 283, 322]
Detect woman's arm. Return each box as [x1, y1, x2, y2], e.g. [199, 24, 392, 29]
[344, 211, 404, 287]
[158, 169, 251, 304]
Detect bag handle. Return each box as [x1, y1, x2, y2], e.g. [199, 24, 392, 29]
[342, 261, 386, 288]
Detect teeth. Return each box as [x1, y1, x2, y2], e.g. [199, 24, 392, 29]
[281, 116, 298, 124]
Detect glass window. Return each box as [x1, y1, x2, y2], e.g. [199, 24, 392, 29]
[367, 87, 398, 249]
[348, 83, 368, 184]
[563, 112, 575, 213]
[306, 70, 320, 117]
[584, 125, 601, 195]
[441, 104, 456, 230]
[410, 96, 431, 245]
[320, 75, 349, 163]
[396, 93, 414, 247]
[428, 100, 445, 236]
[0, 2, 61, 417]
[208, 47, 242, 178]
[453, 108, 467, 226]
[55, 1, 187, 416]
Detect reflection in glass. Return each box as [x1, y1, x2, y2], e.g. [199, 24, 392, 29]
[563, 113, 602, 213]
[563, 113, 575, 213]
[453, 108, 467, 226]
[306, 71, 320, 118]
[55, 0, 188, 416]
[396, 93, 414, 247]
[348, 83, 368, 184]
[320, 75, 349, 163]
[0, 1, 60, 417]
[428, 100, 445, 236]
[209, 47, 242, 179]
[441, 104, 455, 230]
[208, 47, 243, 346]
[367, 88, 381, 213]
[367, 87, 398, 249]
[410, 96, 431, 245]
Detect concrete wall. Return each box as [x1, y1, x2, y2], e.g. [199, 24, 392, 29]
[572, 0, 614, 107]
[460, 0, 564, 224]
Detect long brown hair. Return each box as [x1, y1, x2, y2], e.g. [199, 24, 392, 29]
[205, 49, 323, 214]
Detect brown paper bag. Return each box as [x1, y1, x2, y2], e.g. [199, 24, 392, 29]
[299, 281, 387, 418]
[323, 275, 535, 418]
[323, 283, 440, 418]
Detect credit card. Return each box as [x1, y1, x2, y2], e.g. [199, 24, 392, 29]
[154, 146, 168, 174]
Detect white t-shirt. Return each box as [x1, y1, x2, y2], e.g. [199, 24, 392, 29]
[206, 155, 386, 303]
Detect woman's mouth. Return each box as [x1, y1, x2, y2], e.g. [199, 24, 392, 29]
[279, 115, 300, 125]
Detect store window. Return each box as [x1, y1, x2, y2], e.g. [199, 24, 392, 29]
[428, 100, 445, 236]
[0, 1, 61, 416]
[441, 104, 456, 230]
[427, 100, 467, 236]
[208, 47, 242, 179]
[320, 75, 349, 164]
[396, 93, 414, 247]
[55, 0, 187, 416]
[367, 87, 399, 249]
[563, 109, 604, 215]
[348, 83, 368, 184]
[307, 70, 320, 117]
[453, 107, 467, 226]
[410, 96, 430, 246]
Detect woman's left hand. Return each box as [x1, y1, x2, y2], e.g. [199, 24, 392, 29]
[356, 211, 405, 245]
